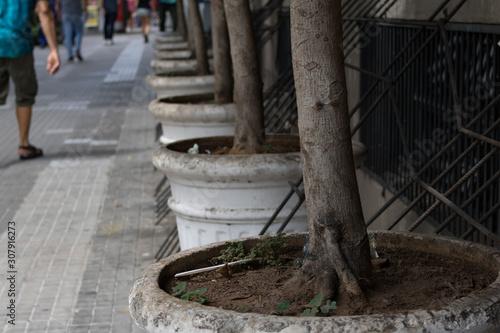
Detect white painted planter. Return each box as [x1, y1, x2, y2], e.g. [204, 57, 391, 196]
[148, 95, 235, 144]
[154, 49, 193, 60]
[152, 135, 305, 250]
[153, 41, 189, 51]
[154, 49, 213, 61]
[145, 74, 215, 99]
[152, 134, 368, 250]
[154, 34, 184, 44]
[153, 135, 307, 249]
[130, 231, 500, 333]
[150, 59, 214, 75]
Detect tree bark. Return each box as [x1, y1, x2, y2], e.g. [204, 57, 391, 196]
[187, 0, 210, 75]
[211, 0, 233, 104]
[225, 0, 265, 154]
[288, 0, 372, 308]
[176, 0, 188, 42]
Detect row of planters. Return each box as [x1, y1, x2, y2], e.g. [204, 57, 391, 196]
[131, 0, 500, 332]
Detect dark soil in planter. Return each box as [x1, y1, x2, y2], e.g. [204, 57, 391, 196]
[166, 246, 496, 317]
[167, 135, 300, 155]
[159, 93, 215, 104]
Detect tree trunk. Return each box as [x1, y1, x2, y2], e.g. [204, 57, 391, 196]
[225, 0, 265, 154]
[288, 0, 372, 309]
[211, 0, 233, 104]
[176, 0, 188, 42]
[187, 0, 210, 75]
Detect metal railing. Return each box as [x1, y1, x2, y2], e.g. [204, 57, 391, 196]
[154, 0, 500, 259]
[262, 0, 500, 247]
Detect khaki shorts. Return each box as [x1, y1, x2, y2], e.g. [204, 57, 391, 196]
[0, 53, 38, 107]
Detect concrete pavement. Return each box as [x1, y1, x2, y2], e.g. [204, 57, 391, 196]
[0, 29, 174, 332]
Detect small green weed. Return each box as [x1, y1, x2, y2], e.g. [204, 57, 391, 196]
[172, 282, 186, 296]
[276, 300, 290, 314]
[238, 305, 249, 313]
[218, 241, 247, 263]
[300, 293, 337, 317]
[172, 282, 208, 304]
[249, 233, 287, 266]
[218, 233, 287, 266]
[263, 144, 271, 153]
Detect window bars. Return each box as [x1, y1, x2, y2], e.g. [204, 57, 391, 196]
[155, 0, 500, 260]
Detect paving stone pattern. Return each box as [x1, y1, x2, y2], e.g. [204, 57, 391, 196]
[0, 31, 168, 332]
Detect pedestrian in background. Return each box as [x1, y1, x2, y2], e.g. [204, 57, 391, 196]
[59, 0, 88, 62]
[135, 0, 154, 43]
[157, 0, 176, 33]
[100, 0, 118, 45]
[126, 0, 136, 32]
[0, 0, 60, 160]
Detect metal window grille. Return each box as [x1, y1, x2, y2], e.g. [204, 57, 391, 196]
[351, 21, 500, 246]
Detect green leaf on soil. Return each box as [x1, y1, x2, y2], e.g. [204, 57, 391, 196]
[320, 300, 337, 314]
[181, 288, 207, 301]
[300, 308, 318, 317]
[276, 300, 290, 314]
[172, 282, 186, 296]
[309, 293, 323, 308]
[196, 296, 207, 304]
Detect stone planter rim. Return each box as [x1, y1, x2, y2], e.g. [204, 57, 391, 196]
[130, 231, 500, 332]
[152, 134, 302, 181]
[145, 75, 215, 100]
[148, 96, 235, 124]
[145, 74, 214, 86]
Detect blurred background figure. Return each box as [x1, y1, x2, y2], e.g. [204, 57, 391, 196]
[157, 0, 176, 32]
[126, 0, 136, 32]
[100, 0, 118, 45]
[135, 0, 154, 43]
[59, 0, 88, 62]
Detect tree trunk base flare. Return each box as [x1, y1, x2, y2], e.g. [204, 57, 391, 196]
[283, 229, 368, 313]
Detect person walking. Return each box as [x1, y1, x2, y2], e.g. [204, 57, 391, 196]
[59, 0, 88, 62]
[126, 0, 136, 32]
[100, 0, 118, 45]
[135, 0, 154, 43]
[0, 0, 60, 160]
[157, 0, 176, 33]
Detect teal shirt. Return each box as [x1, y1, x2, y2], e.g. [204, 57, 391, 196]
[159, 0, 176, 4]
[0, 0, 40, 58]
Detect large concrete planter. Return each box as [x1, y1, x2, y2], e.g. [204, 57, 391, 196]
[154, 49, 193, 61]
[146, 74, 215, 99]
[148, 94, 235, 144]
[129, 231, 500, 332]
[150, 59, 213, 75]
[153, 41, 189, 51]
[152, 134, 308, 250]
[154, 49, 212, 61]
[152, 134, 368, 250]
[154, 34, 184, 44]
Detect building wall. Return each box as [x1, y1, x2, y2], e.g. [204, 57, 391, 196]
[356, 169, 435, 233]
[385, 0, 500, 24]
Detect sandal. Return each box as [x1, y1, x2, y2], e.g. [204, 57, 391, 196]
[19, 145, 43, 160]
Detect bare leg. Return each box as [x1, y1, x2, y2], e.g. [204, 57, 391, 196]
[16, 105, 32, 149]
[16, 105, 42, 159]
[140, 16, 151, 43]
[144, 16, 151, 36]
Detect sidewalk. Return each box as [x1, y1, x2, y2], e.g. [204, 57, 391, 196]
[0, 30, 174, 332]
